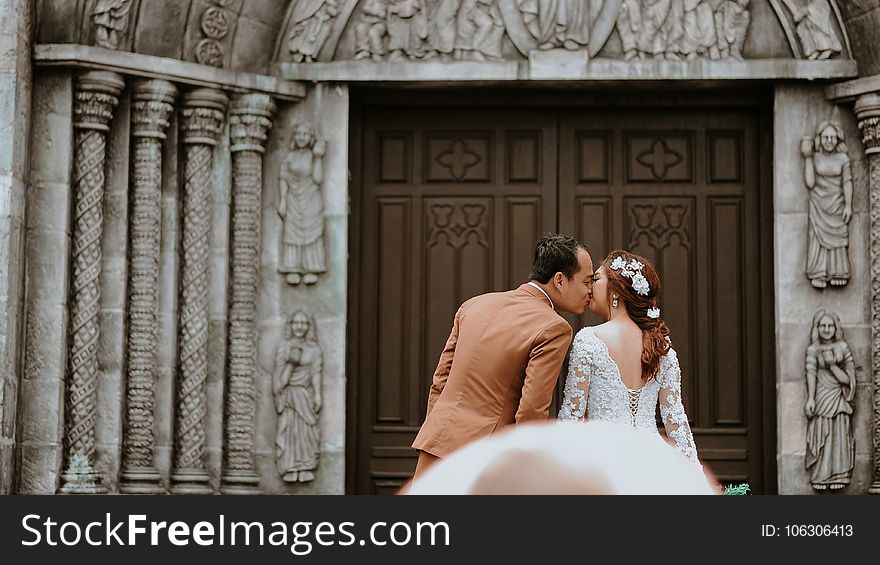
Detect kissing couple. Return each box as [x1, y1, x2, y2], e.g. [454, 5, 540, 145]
[411, 232, 701, 482]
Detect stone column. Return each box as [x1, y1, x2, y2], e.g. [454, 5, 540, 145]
[0, 0, 33, 493]
[60, 71, 124, 494]
[221, 94, 275, 494]
[119, 79, 176, 494]
[172, 88, 228, 494]
[856, 92, 880, 495]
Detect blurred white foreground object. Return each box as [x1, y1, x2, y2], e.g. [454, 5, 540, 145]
[403, 420, 715, 495]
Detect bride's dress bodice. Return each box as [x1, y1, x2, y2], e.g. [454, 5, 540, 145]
[558, 327, 700, 466]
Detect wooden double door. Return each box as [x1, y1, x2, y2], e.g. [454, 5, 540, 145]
[349, 102, 774, 494]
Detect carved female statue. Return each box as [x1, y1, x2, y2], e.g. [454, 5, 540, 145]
[278, 122, 327, 285]
[782, 0, 841, 60]
[804, 309, 855, 491]
[287, 0, 341, 63]
[800, 121, 852, 288]
[273, 310, 323, 483]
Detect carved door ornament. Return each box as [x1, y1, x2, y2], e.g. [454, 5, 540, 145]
[800, 121, 852, 288]
[804, 309, 855, 491]
[278, 122, 327, 286]
[273, 310, 323, 483]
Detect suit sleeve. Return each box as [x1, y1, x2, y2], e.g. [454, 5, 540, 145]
[426, 305, 463, 416]
[515, 319, 573, 423]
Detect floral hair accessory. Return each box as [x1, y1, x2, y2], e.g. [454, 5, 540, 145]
[647, 307, 660, 319]
[610, 256, 651, 296]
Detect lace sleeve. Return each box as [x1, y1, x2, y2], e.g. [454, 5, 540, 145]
[658, 348, 700, 466]
[557, 331, 593, 421]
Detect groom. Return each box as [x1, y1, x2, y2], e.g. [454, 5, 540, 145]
[411, 233, 594, 477]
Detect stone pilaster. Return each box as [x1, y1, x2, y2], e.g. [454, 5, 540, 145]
[221, 94, 275, 494]
[172, 87, 228, 494]
[120, 79, 176, 494]
[60, 70, 124, 494]
[856, 92, 880, 495]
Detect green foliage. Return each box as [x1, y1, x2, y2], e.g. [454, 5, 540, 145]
[722, 483, 750, 495]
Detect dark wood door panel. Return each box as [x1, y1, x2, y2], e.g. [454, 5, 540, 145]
[353, 104, 770, 493]
[356, 108, 557, 493]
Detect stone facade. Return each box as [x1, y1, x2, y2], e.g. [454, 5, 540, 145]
[0, 0, 877, 494]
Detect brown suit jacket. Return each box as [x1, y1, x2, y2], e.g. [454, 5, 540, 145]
[411, 283, 573, 458]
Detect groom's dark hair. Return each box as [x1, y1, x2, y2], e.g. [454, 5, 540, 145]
[529, 233, 586, 283]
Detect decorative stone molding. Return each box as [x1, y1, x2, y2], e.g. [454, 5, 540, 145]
[195, 0, 233, 67]
[221, 93, 275, 494]
[120, 79, 177, 494]
[60, 70, 124, 494]
[800, 120, 852, 288]
[92, 0, 134, 50]
[855, 92, 880, 495]
[171, 87, 228, 494]
[804, 309, 855, 491]
[273, 310, 323, 483]
[278, 122, 327, 286]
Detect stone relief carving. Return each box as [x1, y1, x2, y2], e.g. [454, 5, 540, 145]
[804, 309, 855, 491]
[273, 310, 323, 483]
[387, 0, 429, 60]
[278, 122, 327, 286]
[355, 0, 388, 60]
[92, 0, 133, 50]
[800, 121, 852, 288]
[352, 0, 507, 61]
[617, 0, 750, 60]
[195, 0, 233, 67]
[517, 0, 592, 51]
[781, 0, 841, 60]
[288, 0, 342, 63]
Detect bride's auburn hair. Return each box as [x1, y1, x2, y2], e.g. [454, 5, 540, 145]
[602, 250, 670, 381]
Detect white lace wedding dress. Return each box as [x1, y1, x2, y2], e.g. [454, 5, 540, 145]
[558, 327, 700, 466]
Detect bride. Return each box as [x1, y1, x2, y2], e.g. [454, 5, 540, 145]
[558, 250, 700, 467]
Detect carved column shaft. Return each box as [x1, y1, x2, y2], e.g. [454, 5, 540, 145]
[61, 71, 124, 494]
[856, 93, 880, 494]
[172, 88, 228, 494]
[221, 94, 275, 494]
[120, 80, 176, 494]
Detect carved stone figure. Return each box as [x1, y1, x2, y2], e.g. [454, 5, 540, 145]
[455, 0, 506, 60]
[92, 0, 133, 50]
[355, 0, 387, 60]
[681, 0, 719, 59]
[782, 0, 841, 60]
[287, 0, 341, 63]
[274, 310, 323, 483]
[426, 0, 461, 59]
[714, 0, 749, 59]
[638, 0, 671, 58]
[278, 122, 327, 285]
[617, 0, 642, 60]
[804, 309, 855, 491]
[800, 121, 852, 288]
[517, 0, 593, 50]
[662, 0, 685, 59]
[387, 0, 429, 60]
